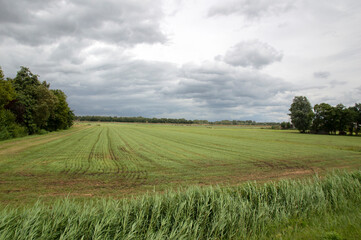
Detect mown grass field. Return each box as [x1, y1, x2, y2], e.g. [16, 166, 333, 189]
[0, 122, 360, 205]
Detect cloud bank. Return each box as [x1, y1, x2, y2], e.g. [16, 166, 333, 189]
[0, 0, 166, 46]
[0, 0, 360, 121]
[208, 0, 293, 19]
[221, 40, 283, 69]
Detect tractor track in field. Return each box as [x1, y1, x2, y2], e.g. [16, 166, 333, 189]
[127, 129, 223, 167]
[108, 142, 120, 174]
[131, 128, 242, 160]
[124, 129, 196, 167]
[81, 128, 103, 175]
[13, 126, 98, 175]
[106, 127, 120, 174]
[73, 127, 149, 186]
[114, 130, 148, 183]
[62, 127, 99, 174]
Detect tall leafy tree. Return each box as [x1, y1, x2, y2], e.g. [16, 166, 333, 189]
[335, 104, 351, 135]
[289, 96, 313, 133]
[0, 67, 27, 140]
[1, 66, 74, 140]
[11, 67, 42, 133]
[11, 67, 58, 133]
[33, 84, 57, 129]
[47, 89, 74, 131]
[312, 103, 337, 134]
[352, 103, 361, 135]
[346, 106, 358, 135]
[0, 67, 16, 107]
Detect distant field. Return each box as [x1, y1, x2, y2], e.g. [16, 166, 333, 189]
[0, 122, 360, 205]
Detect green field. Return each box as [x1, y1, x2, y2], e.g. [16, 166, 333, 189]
[0, 122, 360, 205]
[1, 171, 361, 239]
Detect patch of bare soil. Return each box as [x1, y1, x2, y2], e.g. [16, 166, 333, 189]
[196, 166, 323, 187]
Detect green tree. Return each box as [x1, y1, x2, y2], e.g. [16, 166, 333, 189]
[335, 104, 351, 135]
[0, 66, 74, 140]
[352, 103, 361, 135]
[47, 89, 74, 131]
[11, 67, 58, 133]
[346, 106, 358, 135]
[280, 121, 292, 129]
[312, 103, 340, 134]
[0, 109, 27, 140]
[289, 96, 313, 133]
[11, 67, 41, 133]
[0, 67, 16, 107]
[0, 67, 27, 140]
[33, 84, 57, 129]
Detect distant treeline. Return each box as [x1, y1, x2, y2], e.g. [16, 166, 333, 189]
[289, 96, 361, 135]
[76, 116, 279, 126]
[0, 66, 74, 140]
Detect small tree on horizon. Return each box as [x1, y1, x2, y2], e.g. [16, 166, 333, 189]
[289, 96, 313, 133]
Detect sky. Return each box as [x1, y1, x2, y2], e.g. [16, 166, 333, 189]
[0, 0, 360, 121]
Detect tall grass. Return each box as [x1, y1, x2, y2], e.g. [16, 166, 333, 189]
[1, 170, 360, 239]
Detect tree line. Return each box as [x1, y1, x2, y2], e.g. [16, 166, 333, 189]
[0, 66, 74, 140]
[76, 116, 279, 126]
[76, 116, 194, 124]
[289, 96, 361, 135]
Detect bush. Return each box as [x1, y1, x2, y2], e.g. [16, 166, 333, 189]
[38, 129, 49, 135]
[0, 128, 11, 140]
[12, 124, 27, 138]
[281, 121, 292, 129]
[0, 109, 28, 140]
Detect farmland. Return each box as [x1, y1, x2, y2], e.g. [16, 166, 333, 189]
[1, 171, 361, 239]
[0, 122, 360, 205]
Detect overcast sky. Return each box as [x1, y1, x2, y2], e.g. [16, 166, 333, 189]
[1, 0, 360, 121]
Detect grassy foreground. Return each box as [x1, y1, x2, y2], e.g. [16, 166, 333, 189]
[0, 123, 361, 205]
[1, 170, 360, 239]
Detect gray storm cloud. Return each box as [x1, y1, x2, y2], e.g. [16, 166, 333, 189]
[313, 71, 330, 79]
[166, 62, 291, 109]
[0, 0, 360, 121]
[222, 40, 283, 69]
[208, 0, 293, 19]
[0, 0, 166, 46]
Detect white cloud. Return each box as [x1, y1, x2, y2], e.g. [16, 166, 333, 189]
[221, 40, 283, 69]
